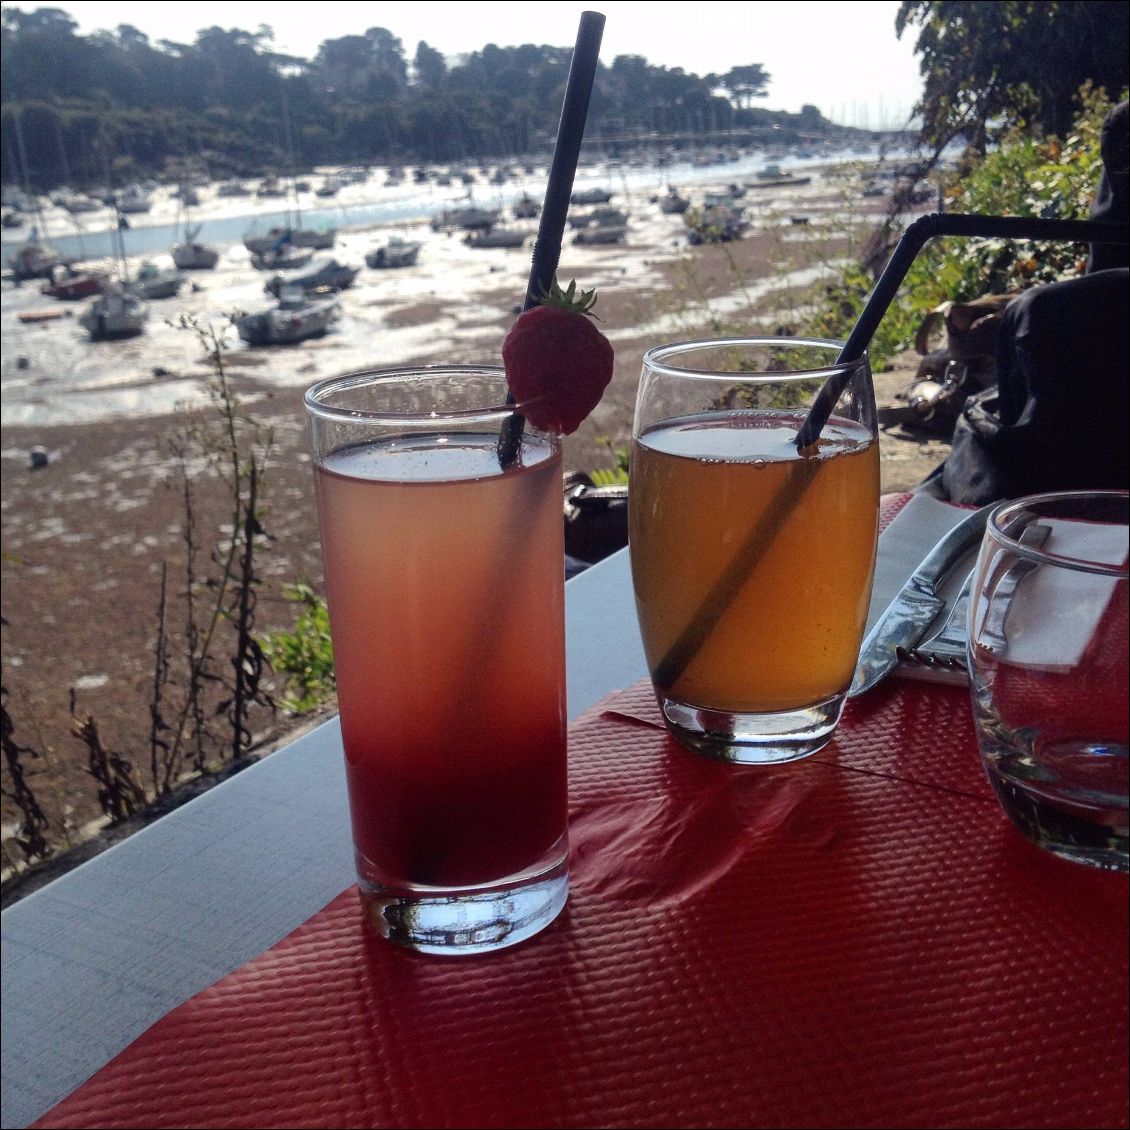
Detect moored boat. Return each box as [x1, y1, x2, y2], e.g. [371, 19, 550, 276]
[365, 238, 422, 269]
[570, 206, 629, 229]
[250, 244, 315, 271]
[244, 228, 292, 255]
[464, 227, 527, 249]
[264, 257, 359, 297]
[570, 187, 613, 205]
[172, 239, 220, 270]
[116, 184, 152, 213]
[512, 193, 541, 219]
[61, 192, 103, 214]
[658, 188, 690, 214]
[431, 206, 499, 232]
[746, 165, 813, 190]
[79, 285, 148, 339]
[130, 262, 185, 300]
[257, 177, 286, 198]
[574, 224, 627, 245]
[41, 266, 106, 300]
[172, 218, 219, 269]
[174, 184, 202, 207]
[290, 227, 337, 250]
[236, 286, 340, 346]
[8, 239, 69, 281]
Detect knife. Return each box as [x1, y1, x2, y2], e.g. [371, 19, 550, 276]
[849, 504, 995, 698]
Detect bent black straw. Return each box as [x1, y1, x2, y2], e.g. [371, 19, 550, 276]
[795, 212, 1130, 449]
[497, 10, 605, 467]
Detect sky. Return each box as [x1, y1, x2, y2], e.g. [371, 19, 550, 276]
[30, 1, 925, 129]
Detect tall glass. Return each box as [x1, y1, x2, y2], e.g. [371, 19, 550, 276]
[968, 490, 1128, 871]
[305, 368, 569, 954]
[629, 338, 879, 763]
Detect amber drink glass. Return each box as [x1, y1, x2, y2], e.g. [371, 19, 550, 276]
[306, 367, 568, 954]
[629, 338, 880, 763]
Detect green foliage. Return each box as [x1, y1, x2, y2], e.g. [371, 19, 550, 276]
[1, 15, 836, 188]
[811, 86, 1123, 370]
[590, 438, 630, 485]
[261, 584, 336, 714]
[897, 1, 1129, 153]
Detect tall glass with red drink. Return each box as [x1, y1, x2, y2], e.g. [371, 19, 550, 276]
[305, 368, 568, 954]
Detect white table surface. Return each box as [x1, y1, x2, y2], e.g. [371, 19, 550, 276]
[1, 500, 967, 1129]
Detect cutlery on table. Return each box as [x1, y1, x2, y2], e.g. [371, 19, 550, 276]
[850, 504, 995, 698]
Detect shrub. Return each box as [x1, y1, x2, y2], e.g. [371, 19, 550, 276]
[811, 84, 1123, 369]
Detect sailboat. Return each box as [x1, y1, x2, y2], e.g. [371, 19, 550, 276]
[6, 110, 70, 281]
[130, 261, 185, 300]
[171, 189, 219, 269]
[242, 95, 336, 254]
[173, 224, 220, 270]
[80, 210, 148, 339]
[8, 235, 68, 281]
[80, 284, 148, 339]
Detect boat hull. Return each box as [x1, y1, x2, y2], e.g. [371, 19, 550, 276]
[236, 299, 340, 346]
[172, 244, 220, 270]
[80, 292, 148, 340]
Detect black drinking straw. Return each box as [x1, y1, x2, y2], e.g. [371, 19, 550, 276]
[652, 211, 1130, 692]
[497, 10, 606, 467]
[795, 212, 1130, 449]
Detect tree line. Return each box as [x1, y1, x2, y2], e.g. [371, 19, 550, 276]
[0, 7, 850, 190]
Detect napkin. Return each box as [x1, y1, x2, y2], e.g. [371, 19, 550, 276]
[865, 494, 982, 686]
[971, 516, 1128, 671]
[865, 494, 979, 634]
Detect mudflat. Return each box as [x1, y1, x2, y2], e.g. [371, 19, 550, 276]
[1, 174, 949, 882]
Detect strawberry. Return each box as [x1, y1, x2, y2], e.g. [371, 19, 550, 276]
[502, 278, 614, 436]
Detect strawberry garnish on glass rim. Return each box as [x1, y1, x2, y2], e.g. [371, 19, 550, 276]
[502, 278, 615, 436]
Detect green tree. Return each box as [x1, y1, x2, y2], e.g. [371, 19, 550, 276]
[897, 1, 1129, 154]
[720, 64, 770, 110]
[0, 13, 806, 181]
[413, 41, 446, 90]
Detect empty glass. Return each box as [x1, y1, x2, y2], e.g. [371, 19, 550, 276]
[968, 491, 1129, 871]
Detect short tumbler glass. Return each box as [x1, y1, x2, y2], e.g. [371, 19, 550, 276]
[628, 338, 880, 763]
[305, 368, 569, 953]
[968, 490, 1129, 872]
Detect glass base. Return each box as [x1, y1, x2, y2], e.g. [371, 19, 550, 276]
[658, 691, 846, 764]
[358, 850, 569, 955]
[984, 761, 1129, 873]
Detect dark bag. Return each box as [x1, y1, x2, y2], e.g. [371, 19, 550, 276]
[936, 386, 1009, 504]
[563, 473, 629, 565]
[935, 268, 1129, 505]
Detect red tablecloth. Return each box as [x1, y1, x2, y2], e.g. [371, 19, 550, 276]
[34, 497, 1129, 1130]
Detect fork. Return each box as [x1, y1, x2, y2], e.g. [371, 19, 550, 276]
[897, 521, 1054, 678]
[896, 571, 974, 677]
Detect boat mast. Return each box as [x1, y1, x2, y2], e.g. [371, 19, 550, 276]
[12, 106, 47, 240]
[112, 204, 130, 284]
[281, 85, 302, 232]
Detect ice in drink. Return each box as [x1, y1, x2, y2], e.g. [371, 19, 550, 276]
[314, 433, 567, 892]
[630, 410, 879, 713]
